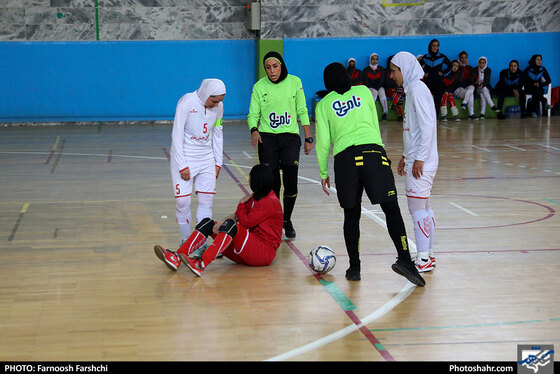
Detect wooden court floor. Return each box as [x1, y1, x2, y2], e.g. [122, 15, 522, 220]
[1, 117, 559, 362]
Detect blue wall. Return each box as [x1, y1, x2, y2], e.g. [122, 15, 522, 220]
[283, 32, 560, 112]
[1, 32, 558, 123]
[0, 40, 255, 122]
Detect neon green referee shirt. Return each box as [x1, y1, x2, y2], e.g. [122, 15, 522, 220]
[315, 85, 384, 179]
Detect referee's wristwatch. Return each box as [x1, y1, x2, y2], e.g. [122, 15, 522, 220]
[305, 137, 314, 144]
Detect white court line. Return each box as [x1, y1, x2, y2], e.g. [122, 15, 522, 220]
[265, 282, 416, 361]
[0, 150, 167, 160]
[449, 201, 478, 216]
[242, 151, 253, 159]
[504, 144, 526, 151]
[538, 144, 560, 151]
[472, 145, 491, 152]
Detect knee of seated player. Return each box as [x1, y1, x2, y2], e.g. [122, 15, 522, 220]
[195, 217, 215, 237]
[218, 219, 238, 237]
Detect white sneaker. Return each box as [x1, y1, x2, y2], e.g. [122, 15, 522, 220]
[430, 256, 436, 267]
[415, 257, 434, 273]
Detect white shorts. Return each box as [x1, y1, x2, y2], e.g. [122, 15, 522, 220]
[171, 157, 216, 199]
[404, 170, 436, 199]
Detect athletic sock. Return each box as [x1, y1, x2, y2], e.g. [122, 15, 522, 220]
[175, 211, 191, 241]
[177, 230, 207, 257]
[343, 206, 361, 269]
[412, 209, 432, 254]
[380, 200, 412, 261]
[283, 194, 297, 222]
[202, 232, 233, 267]
[427, 206, 435, 254]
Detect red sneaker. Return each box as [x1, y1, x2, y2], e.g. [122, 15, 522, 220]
[154, 245, 181, 271]
[430, 256, 436, 267]
[179, 253, 205, 277]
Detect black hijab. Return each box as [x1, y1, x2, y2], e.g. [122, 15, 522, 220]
[249, 164, 275, 201]
[428, 39, 440, 56]
[323, 62, 351, 95]
[528, 54, 542, 68]
[263, 51, 288, 84]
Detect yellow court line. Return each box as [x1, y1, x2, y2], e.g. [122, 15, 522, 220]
[20, 202, 30, 214]
[51, 136, 61, 151]
[227, 159, 249, 181]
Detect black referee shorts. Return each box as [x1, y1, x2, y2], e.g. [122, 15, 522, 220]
[334, 144, 398, 209]
[257, 132, 301, 170]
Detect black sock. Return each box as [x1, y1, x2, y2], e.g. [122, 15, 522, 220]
[343, 206, 361, 269]
[283, 194, 297, 222]
[380, 200, 412, 261]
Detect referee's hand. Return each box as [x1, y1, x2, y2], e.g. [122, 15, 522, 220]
[321, 177, 331, 196]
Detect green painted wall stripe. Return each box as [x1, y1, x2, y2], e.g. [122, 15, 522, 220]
[95, 0, 100, 41]
[255, 39, 283, 81]
[318, 278, 357, 311]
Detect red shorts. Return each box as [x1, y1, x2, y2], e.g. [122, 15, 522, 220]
[223, 224, 277, 266]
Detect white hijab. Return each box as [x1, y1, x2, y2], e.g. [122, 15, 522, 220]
[477, 57, 487, 83]
[390, 51, 425, 93]
[196, 79, 226, 104]
[369, 53, 379, 70]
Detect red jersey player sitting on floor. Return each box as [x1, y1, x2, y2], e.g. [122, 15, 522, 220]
[154, 164, 284, 276]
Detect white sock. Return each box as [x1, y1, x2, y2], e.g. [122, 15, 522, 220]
[175, 196, 192, 241]
[196, 192, 213, 224]
[427, 206, 435, 257]
[412, 209, 432, 257]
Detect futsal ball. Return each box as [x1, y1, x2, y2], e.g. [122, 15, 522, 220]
[309, 245, 336, 274]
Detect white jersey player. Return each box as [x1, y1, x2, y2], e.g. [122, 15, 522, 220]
[170, 79, 226, 241]
[390, 52, 439, 273]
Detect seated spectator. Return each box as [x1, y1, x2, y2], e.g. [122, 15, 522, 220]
[456, 51, 477, 120]
[347, 58, 362, 86]
[383, 55, 404, 121]
[473, 57, 500, 119]
[440, 60, 462, 122]
[524, 54, 552, 117]
[363, 53, 389, 120]
[495, 60, 526, 119]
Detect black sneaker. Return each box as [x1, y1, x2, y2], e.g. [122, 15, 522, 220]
[491, 106, 500, 113]
[345, 266, 361, 281]
[391, 258, 425, 286]
[283, 220, 296, 239]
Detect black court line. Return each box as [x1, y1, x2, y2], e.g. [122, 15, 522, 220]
[8, 203, 29, 242]
[49, 138, 65, 174]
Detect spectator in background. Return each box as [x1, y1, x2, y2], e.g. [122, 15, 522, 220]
[440, 60, 462, 122]
[456, 51, 477, 120]
[384, 55, 405, 121]
[363, 53, 389, 120]
[524, 54, 552, 117]
[495, 60, 526, 119]
[347, 58, 363, 86]
[422, 39, 452, 116]
[473, 57, 500, 120]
